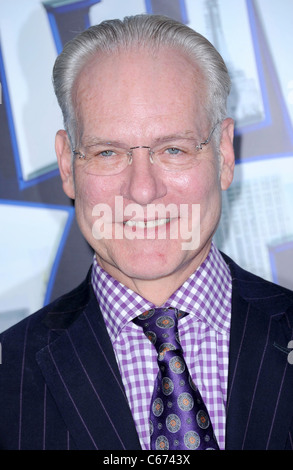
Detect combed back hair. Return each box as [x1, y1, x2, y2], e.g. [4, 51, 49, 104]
[53, 14, 231, 149]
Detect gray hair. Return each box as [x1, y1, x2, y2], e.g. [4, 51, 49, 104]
[53, 14, 231, 149]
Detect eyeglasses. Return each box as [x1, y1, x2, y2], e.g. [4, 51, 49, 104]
[72, 123, 218, 176]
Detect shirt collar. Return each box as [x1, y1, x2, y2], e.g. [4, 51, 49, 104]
[91, 242, 232, 343]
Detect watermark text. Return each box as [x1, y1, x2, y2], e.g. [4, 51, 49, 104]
[91, 196, 200, 250]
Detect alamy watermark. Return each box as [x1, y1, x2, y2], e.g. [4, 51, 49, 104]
[91, 196, 200, 250]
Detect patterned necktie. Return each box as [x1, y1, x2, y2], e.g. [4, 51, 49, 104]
[133, 307, 219, 450]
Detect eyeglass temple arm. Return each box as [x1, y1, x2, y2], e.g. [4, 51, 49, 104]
[196, 122, 219, 150]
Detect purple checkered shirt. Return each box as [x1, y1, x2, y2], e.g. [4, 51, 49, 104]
[91, 242, 232, 450]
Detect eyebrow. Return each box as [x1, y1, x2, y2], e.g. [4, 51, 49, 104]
[81, 131, 198, 148]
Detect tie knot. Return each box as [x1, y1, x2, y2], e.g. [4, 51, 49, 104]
[133, 307, 187, 357]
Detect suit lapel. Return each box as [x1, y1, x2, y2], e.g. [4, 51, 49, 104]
[36, 291, 141, 450]
[225, 258, 293, 450]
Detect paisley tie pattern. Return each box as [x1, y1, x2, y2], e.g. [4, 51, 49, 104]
[133, 307, 219, 450]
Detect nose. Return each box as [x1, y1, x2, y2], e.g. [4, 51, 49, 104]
[120, 146, 167, 205]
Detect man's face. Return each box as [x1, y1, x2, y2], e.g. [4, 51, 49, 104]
[56, 46, 234, 301]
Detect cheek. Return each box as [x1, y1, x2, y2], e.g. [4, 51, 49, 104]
[74, 172, 116, 208]
[75, 183, 97, 216]
[167, 166, 220, 204]
[73, 174, 116, 235]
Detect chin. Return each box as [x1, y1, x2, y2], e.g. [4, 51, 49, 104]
[116, 262, 174, 282]
[115, 245, 192, 280]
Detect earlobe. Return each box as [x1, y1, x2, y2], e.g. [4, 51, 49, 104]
[219, 118, 235, 191]
[55, 130, 75, 200]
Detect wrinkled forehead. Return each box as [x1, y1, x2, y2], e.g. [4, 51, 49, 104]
[72, 45, 208, 140]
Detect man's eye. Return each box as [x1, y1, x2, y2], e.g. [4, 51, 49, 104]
[99, 150, 116, 157]
[166, 147, 181, 155]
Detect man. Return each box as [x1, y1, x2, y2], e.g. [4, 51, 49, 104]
[1, 14, 293, 451]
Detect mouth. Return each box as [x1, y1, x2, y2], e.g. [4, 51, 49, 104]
[123, 218, 171, 229]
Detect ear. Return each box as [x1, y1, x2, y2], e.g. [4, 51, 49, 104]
[219, 118, 235, 191]
[55, 130, 75, 200]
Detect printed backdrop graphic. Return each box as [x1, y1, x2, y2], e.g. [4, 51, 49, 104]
[0, 0, 293, 332]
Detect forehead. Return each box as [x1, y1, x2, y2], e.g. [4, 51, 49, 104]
[74, 46, 207, 140]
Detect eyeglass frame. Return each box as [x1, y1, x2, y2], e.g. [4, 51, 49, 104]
[72, 121, 219, 172]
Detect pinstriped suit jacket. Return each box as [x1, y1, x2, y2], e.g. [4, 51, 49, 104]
[1, 254, 293, 450]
